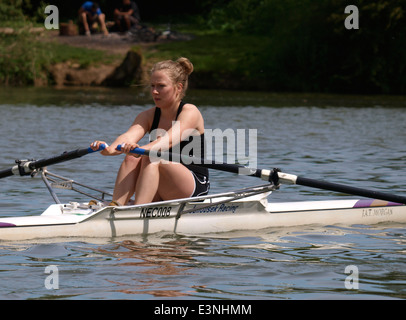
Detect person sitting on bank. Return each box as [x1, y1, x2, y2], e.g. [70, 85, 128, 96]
[78, 1, 109, 36]
[114, 0, 141, 33]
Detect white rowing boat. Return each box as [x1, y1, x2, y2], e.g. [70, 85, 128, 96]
[0, 170, 405, 242]
[1, 146, 405, 241]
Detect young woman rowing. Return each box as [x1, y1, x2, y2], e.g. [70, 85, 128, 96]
[90, 57, 209, 205]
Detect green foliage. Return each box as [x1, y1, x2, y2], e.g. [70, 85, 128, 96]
[1, 0, 405, 93]
[204, 0, 406, 94]
[0, 31, 119, 86]
[0, 0, 120, 85]
[0, 0, 47, 23]
[0, 0, 25, 22]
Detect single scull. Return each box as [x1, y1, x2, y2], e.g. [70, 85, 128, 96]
[0, 145, 405, 241]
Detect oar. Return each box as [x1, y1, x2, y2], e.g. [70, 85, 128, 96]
[0, 144, 106, 179]
[117, 145, 406, 205]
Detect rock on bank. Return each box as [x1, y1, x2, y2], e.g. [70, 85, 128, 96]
[49, 50, 142, 87]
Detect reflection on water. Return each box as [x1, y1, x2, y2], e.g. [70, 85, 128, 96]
[0, 219, 406, 299]
[90, 225, 406, 300]
[1, 86, 405, 108]
[96, 239, 196, 297]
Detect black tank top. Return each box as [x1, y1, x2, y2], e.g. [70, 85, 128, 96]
[149, 101, 208, 176]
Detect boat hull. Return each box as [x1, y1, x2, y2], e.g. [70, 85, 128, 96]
[0, 195, 405, 242]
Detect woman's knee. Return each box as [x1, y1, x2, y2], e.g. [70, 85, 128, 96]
[122, 154, 140, 167]
[124, 155, 158, 171]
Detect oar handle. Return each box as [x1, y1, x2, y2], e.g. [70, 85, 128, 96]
[87, 143, 107, 154]
[116, 145, 146, 155]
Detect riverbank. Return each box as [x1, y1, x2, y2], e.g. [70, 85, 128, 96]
[0, 23, 271, 90]
[2, 0, 406, 94]
[0, 25, 146, 87]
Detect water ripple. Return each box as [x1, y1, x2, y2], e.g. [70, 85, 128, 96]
[0, 88, 405, 299]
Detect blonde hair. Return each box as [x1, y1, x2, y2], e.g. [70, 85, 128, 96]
[151, 57, 194, 98]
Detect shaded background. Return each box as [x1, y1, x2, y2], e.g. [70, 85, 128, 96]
[2, 0, 406, 94]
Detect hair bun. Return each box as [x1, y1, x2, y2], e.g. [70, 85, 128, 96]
[177, 57, 194, 76]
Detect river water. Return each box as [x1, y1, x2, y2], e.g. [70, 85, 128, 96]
[0, 87, 405, 301]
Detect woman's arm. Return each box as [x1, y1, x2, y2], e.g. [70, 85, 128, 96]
[91, 108, 153, 155]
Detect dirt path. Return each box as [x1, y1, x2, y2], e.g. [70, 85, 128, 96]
[40, 30, 146, 86]
[50, 30, 136, 55]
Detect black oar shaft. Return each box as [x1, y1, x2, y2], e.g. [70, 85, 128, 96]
[0, 168, 13, 179]
[29, 148, 89, 170]
[122, 146, 406, 204]
[296, 176, 406, 204]
[0, 145, 105, 179]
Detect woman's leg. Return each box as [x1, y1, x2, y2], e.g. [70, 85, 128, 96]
[113, 155, 141, 205]
[133, 157, 195, 204]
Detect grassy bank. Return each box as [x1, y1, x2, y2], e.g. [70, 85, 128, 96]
[1, 0, 405, 94]
[0, 22, 269, 90]
[142, 29, 272, 90]
[0, 1, 271, 89]
[0, 23, 120, 86]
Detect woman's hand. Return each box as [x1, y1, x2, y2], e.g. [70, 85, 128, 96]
[90, 141, 105, 151]
[118, 142, 141, 157]
[90, 141, 115, 156]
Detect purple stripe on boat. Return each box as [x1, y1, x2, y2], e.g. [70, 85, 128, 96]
[353, 199, 374, 208]
[0, 222, 16, 228]
[354, 199, 403, 208]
